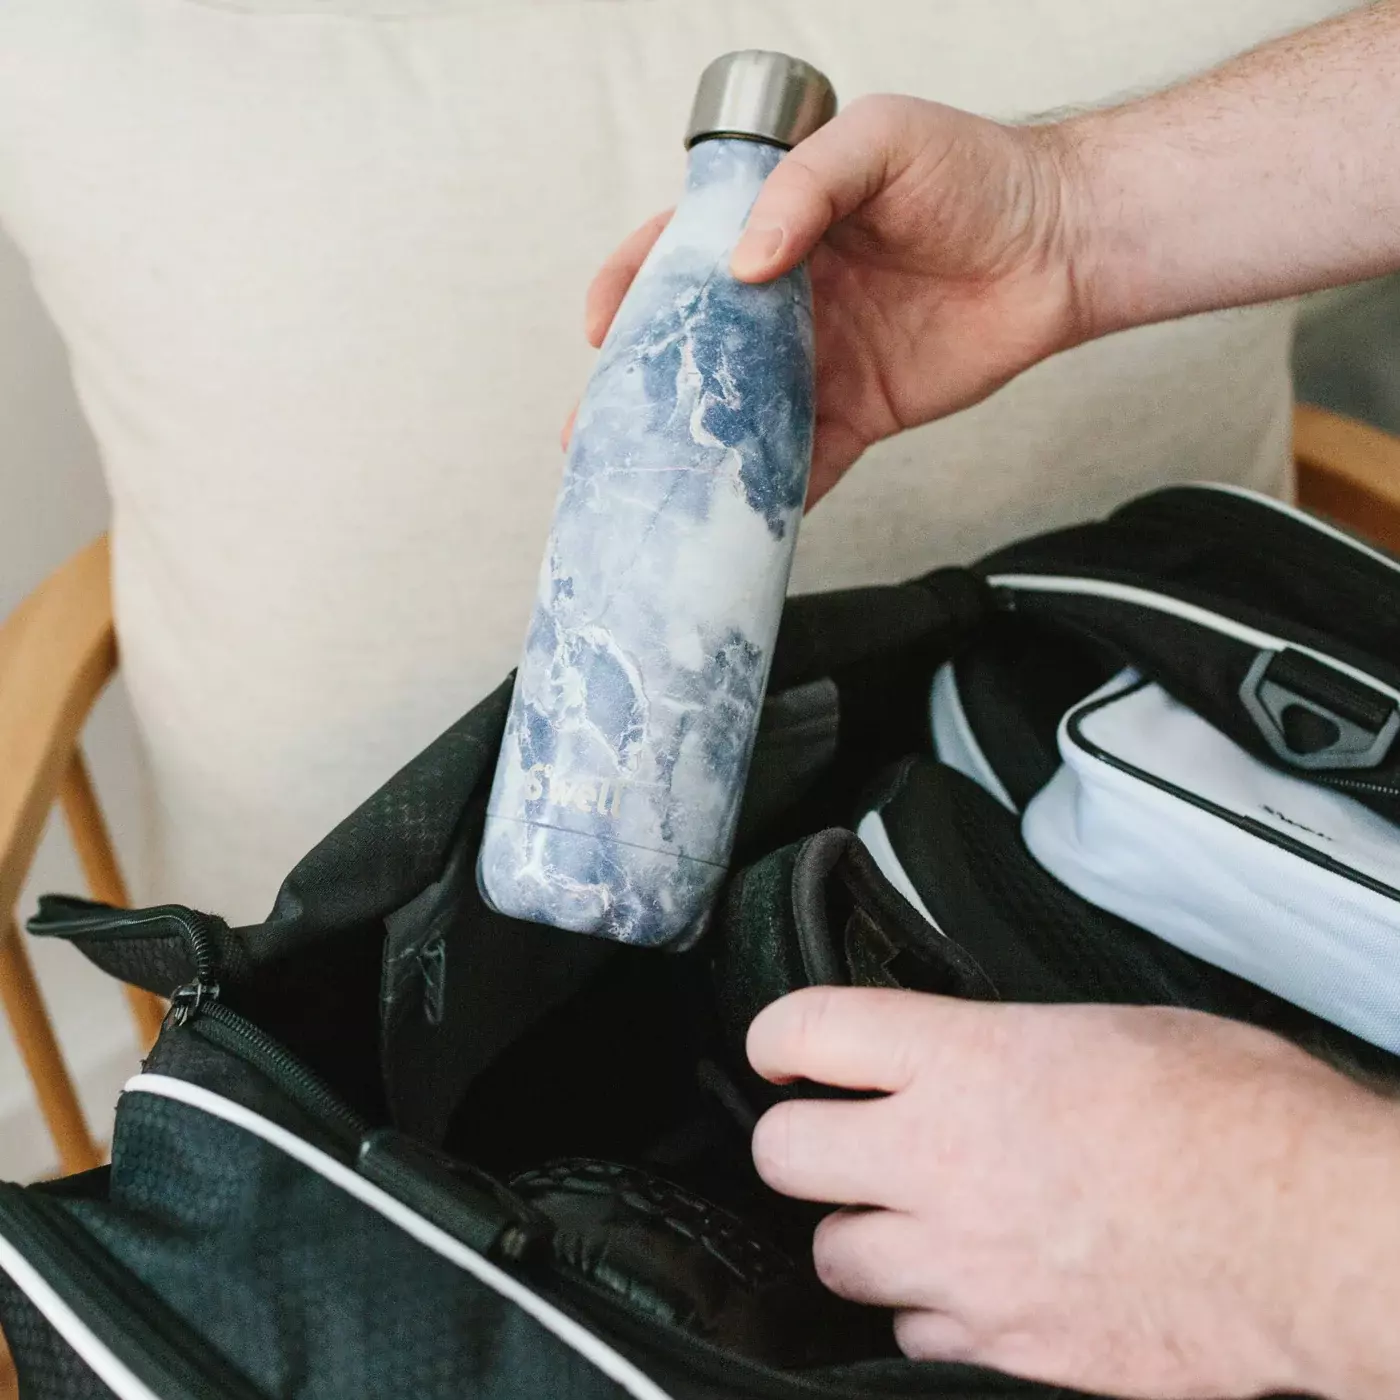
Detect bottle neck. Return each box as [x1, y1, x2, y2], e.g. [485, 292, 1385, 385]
[683, 136, 784, 197]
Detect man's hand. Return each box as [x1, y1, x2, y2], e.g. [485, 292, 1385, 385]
[747, 987, 1400, 1400]
[584, 97, 1090, 504]
[582, 4, 1400, 504]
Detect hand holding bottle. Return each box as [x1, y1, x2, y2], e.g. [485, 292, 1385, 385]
[589, 3, 1400, 508]
[585, 96, 1089, 505]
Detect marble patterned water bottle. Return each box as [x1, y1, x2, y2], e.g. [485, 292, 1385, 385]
[479, 51, 837, 948]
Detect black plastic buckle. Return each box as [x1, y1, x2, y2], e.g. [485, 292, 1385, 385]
[1240, 648, 1400, 771]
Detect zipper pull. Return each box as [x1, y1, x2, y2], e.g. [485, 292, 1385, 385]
[163, 978, 222, 1031]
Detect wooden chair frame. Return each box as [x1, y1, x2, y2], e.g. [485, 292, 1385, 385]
[0, 535, 165, 1179]
[0, 404, 1398, 1396]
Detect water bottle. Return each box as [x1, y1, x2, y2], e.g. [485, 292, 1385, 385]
[479, 51, 837, 948]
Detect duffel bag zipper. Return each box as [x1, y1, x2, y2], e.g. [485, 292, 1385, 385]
[29, 896, 240, 1006]
[181, 1001, 371, 1145]
[31, 896, 371, 1149]
[29, 896, 226, 956]
[162, 914, 222, 1028]
[115, 910, 373, 1145]
[164, 962, 548, 1265]
[46, 898, 370, 1144]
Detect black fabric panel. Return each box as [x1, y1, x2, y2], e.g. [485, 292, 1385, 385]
[981, 488, 1400, 671]
[951, 617, 1115, 808]
[768, 572, 987, 693]
[978, 487, 1400, 814]
[1116, 487, 1400, 664]
[870, 757, 1295, 1012]
[735, 678, 841, 849]
[876, 758, 1235, 1008]
[738, 572, 988, 861]
[250, 678, 515, 957]
[84, 1092, 636, 1400]
[380, 793, 616, 1146]
[220, 916, 392, 1128]
[0, 1274, 116, 1400]
[26, 900, 253, 1000]
[443, 944, 716, 1182]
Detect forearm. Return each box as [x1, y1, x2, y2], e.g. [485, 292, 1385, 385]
[1060, 1, 1400, 338]
[1288, 1085, 1400, 1400]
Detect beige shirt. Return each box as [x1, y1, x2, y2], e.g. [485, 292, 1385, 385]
[0, 0, 1356, 923]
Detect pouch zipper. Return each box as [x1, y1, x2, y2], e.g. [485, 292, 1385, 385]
[1064, 680, 1400, 902]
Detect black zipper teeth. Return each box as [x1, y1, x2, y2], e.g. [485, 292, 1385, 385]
[190, 1002, 370, 1143]
[181, 911, 219, 983]
[0, 1190, 264, 1400]
[36, 906, 222, 978]
[1318, 774, 1400, 799]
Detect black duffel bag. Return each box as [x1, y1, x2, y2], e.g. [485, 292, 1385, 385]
[3, 484, 1398, 1400]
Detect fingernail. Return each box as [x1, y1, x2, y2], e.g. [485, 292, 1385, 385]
[732, 224, 785, 277]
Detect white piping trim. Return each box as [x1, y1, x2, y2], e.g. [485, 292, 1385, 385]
[122, 1074, 674, 1400]
[856, 810, 945, 935]
[0, 1229, 161, 1400]
[986, 573, 1400, 703]
[928, 662, 1017, 813]
[1193, 483, 1400, 578]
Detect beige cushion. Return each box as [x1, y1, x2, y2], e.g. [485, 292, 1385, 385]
[0, 0, 1355, 922]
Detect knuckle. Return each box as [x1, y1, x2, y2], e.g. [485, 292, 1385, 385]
[891, 1310, 927, 1359]
[762, 152, 828, 212]
[893, 1311, 977, 1364]
[751, 1101, 802, 1185]
[810, 1213, 857, 1292]
[788, 985, 841, 1056]
[845, 92, 917, 141]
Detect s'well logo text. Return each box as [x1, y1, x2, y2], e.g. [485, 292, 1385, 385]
[525, 764, 630, 819]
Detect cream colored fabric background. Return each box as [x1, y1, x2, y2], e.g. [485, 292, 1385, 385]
[0, 0, 1356, 929]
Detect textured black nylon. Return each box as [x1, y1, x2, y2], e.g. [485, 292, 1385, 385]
[0, 1277, 116, 1400]
[84, 1091, 633, 1400]
[5, 486, 1393, 1399]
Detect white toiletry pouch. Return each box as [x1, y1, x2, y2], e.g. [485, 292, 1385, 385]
[1023, 673, 1400, 1054]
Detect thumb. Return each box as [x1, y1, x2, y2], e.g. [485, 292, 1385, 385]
[730, 97, 901, 282]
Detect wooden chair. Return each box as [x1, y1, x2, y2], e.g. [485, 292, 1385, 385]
[0, 535, 166, 1181]
[0, 404, 1396, 1400]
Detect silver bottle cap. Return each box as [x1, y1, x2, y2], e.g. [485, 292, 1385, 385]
[685, 50, 837, 151]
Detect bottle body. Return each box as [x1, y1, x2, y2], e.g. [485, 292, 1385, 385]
[479, 137, 815, 947]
